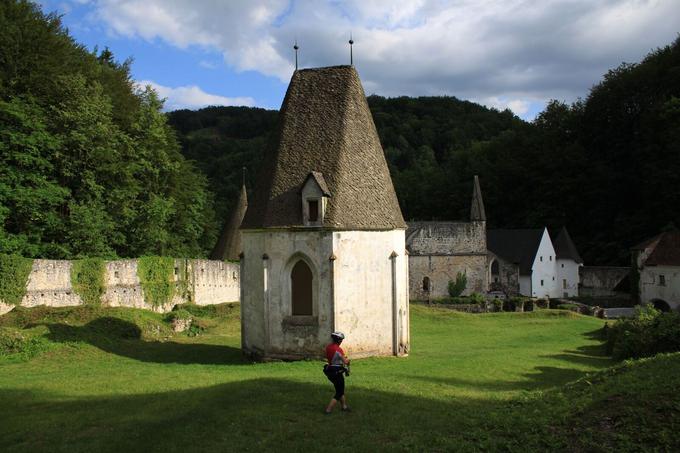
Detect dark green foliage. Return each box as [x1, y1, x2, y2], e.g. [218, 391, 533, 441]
[137, 256, 175, 308]
[0, 254, 33, 305]
[0, 1, 215, 259]
[70, 257, 105, 306]
[447, 271, 467, 297]
[606, 304, 680, 359]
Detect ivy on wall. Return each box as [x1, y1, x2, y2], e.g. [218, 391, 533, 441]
[0, 254, 34, 306]
[71, 258, 105, 306]
[137, 256, 176, 308]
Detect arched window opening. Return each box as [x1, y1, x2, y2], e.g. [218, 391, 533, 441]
[422, 276, 430, 292]
[491, 260, 499, 283]
[652, 299, 671, 313]
[291, 260, 313, 315]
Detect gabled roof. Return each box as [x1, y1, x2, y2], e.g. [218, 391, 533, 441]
[210, 183, 248, 260]
[241, 65, 405, 230]
[470, 175, 486, 221]
[637, 230, 680, 266]
[551, 227, 583, 263]
[303, 171, 331, 197]
[487, 229, 545, 275]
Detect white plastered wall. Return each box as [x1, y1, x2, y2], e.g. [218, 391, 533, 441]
[529, 229, 559, 298]
[240, 228, 409, 359]
[332, 230, 409, 357]
[640, 265, 680, 311]
[557, 259, 581, 298]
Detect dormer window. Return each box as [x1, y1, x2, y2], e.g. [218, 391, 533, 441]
[301, 171, 331, 227]
[308, 200, 319, 222]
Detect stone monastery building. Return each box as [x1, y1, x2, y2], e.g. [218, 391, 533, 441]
[239, 66, 410, 360]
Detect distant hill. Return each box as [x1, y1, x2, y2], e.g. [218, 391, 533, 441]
[167, 95, 523, 224]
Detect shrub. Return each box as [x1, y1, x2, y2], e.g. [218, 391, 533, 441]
[606, 304, 680, 360]
[447, 272, 467, 297]
[0, 254, 34, 306]
[491, 299, 503, 312]
[71, 257, 105, 306]
[468, 293, 485, 305]
[137, 256, 176, 308]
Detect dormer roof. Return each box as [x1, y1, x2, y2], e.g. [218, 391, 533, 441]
[303, 171, 331, 197]
[241, 65, 406, 230]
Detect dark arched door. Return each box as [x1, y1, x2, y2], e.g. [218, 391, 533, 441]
[291, 260, 313, 315]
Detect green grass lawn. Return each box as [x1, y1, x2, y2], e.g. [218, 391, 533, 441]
[0, 304, 678, 452]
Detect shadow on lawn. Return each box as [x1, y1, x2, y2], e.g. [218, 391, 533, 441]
[35, 317, 244, 365]
[0, 378, 549, 452]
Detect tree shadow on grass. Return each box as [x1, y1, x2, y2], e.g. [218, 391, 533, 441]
[0, 378, 556, 453]
[33, 317, 245, 365]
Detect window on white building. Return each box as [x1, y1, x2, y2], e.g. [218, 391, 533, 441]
[549, 256, 552, 261]
[540, 279, 544, 286]
[563, 279, 567, 289]
[659, 275, 666, 286]
[540, 256, 543, 262]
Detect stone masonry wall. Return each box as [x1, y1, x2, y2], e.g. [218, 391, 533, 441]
[580, 266, 629, 297]
[0, 258, 239, 314]
[409, 255, 487, 300]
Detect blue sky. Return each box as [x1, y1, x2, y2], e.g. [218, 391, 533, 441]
[38, 1, 680, 120]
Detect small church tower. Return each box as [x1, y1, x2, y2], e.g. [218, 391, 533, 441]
[240, 66, 409, 360]
[210, 182, 248, 261]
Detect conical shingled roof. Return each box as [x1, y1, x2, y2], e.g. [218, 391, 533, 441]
[210, 183, 248, 260]
[470, 175, 486, 221]
[241, 65, 406, 230]
[551, 227, 583, 263]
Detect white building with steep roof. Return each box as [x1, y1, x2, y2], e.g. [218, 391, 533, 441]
[239, 66, 409, 360]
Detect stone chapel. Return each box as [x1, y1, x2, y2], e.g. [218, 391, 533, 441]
[239, 65, 410, 360]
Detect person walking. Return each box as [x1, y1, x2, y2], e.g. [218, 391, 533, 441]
[323, 331, 350, 414]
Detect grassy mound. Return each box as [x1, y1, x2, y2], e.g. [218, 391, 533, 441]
[546, 352, 680, 451]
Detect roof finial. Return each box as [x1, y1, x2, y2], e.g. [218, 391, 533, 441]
[293, 40, 299, 70]
[349, 32, 354, 65]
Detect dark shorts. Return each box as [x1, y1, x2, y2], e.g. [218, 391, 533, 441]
[323, 365, 345, 400]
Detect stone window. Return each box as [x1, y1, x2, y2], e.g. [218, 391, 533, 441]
[308, 200, 319, 222]
[490, 260, 499, 283]
[540, 256, 543, 262]
[563, 279, 567, 289]
[659, 275, 666, 286]
[291, 260, 313, 316]
[540, 279, 544, 286]
[561, 263, 564, 268]
[549, 256, 552, 261]
[422, 276, 430, 292]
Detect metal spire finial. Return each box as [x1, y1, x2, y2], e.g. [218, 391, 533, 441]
[349, 33, 354, 65]
[293, 40, 299, 70]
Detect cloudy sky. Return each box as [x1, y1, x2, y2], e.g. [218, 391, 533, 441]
[38, 0, 680, 120]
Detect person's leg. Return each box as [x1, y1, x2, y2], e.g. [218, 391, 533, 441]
[325, 373, 342, 413]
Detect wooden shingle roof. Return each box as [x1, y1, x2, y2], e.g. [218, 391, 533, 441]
[241, 65, 405, 230]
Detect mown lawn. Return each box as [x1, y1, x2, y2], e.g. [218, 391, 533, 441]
[0, 304, 677, 452]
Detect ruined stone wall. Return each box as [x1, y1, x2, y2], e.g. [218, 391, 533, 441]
[1, 258, 239, 314]
[409, 254, 487, 300]
[407, 221, 486, 255]
[580, 266, 629, 297]
[488, 254, 520, 296]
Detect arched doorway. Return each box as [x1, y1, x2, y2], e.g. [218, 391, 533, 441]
[651, 299, 671, 312]
[291, 260, 313, 315]
[422, 276, 430, 292]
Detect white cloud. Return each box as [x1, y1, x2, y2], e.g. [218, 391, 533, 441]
[482, 97, 532, 116]
[137, 80, 256, 111]
[89, 0, 680, 113]
[199, 60, 218, 69]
